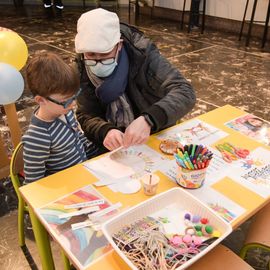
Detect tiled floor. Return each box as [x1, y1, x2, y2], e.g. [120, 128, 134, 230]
[0, 3, 269, 270]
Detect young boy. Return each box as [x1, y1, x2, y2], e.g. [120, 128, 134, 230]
[22, 52, 98, 183]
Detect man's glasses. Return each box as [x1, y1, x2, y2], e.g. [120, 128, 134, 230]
[84, 57, 116, 67]
[83, 43, 120, 67]
[46, 88, 82, 109]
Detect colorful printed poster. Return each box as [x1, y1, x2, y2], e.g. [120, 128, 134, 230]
[227, 147, 270, 198]
[225, 114, 270, 146]
[36, 185, 114, 269]
[156, 119, 228, 146]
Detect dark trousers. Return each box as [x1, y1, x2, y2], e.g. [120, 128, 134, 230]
[190, 0, 201, 27]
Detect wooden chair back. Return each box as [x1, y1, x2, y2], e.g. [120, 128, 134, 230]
[0, 103, 22, 179]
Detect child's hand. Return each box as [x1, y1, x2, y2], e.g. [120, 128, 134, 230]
[103, 129, 124, 150]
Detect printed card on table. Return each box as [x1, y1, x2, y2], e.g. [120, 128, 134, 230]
[225, 114, 270, 146]
[156, 119, 228, 145]
[189, 188, 245, 223]
[227, 147, 270, 198]
[36, 185, 113, 270]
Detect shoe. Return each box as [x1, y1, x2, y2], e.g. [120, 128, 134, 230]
[54, 0, 64, 9]
[55, 5, 64, 10]
[43, 0, 52, 8]
[192, 25, 200, 29]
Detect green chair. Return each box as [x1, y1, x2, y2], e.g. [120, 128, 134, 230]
[10, 142, 27, 247]
[10, 142, 71, 270]
[240, 202, 270, 270]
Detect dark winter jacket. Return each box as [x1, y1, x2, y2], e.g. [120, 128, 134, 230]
[76, 23, 196, 146]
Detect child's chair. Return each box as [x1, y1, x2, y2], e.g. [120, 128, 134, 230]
[10, 142, 71, 270]
[10, 142, 27, 247]
[188, 244, 254, 269]
[240, 203, 270, 270]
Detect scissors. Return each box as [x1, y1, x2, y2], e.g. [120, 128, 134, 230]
[224, 143, 250, 159]
[215, 145, 238, 163]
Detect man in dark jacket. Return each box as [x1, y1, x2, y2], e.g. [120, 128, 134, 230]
[75, 8, 196, 151]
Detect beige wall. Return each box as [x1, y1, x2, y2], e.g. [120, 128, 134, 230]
[119, 0, 269, 23]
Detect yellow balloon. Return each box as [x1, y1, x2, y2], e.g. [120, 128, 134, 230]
[0, 31, 28, 70]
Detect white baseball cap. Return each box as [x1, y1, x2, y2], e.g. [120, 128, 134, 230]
[75, 8, 121, 54]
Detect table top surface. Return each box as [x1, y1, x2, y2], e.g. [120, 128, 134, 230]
[20, 105, 270, 270]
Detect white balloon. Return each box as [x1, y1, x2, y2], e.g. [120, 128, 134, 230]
[0, 62, 24, 105]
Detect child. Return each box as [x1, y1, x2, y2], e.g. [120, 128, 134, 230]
[22, 52, 98, 183]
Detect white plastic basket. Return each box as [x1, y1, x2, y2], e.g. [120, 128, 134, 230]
[102, 187, 232, 270]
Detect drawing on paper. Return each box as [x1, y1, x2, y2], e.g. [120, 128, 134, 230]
[208, 203, 236, 222]
[241, 158, 263, 169]
[109, 148, 155, 179]
[156, 119, 228, 146]
[84, 145, 167, 183]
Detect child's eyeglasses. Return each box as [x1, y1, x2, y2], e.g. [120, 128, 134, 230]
[46, 88, 82, 109]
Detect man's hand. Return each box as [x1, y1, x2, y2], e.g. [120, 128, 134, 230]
[123, 116, 151, 148]
[103, 129, 124, 150]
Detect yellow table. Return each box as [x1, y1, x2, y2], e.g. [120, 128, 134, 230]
[20, 105, 270, 270]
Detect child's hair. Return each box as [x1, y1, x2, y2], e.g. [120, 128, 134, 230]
[26, 51, 79, 97]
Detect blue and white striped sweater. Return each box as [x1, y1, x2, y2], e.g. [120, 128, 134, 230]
[22, 110, 98, 183]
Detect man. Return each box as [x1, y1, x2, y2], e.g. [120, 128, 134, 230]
[75, 8, 196, 151]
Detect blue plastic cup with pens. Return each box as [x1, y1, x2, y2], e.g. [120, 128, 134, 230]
[174, 144, 213, 189]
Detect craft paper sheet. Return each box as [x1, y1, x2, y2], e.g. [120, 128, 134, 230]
[225, 114, 270, 146]
[36, 185, 113, 270]
[227, 147, 270, 198]
[156, 119, 228, 145]
[84, 145, 169, 193]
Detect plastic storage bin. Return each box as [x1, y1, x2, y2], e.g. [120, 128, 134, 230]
[102, 187, 232, 270]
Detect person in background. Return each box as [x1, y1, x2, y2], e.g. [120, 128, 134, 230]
[190, 0, 201, 29]
[22, 52, 98, 183]
[43, 0, 64, 10]
[75, 8, 196, 151]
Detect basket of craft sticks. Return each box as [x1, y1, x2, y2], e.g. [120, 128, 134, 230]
[102, 188, 232, 270]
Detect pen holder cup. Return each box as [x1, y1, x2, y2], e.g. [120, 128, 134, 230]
[176, 166, 207, 189]
[141, 173, 160, 196]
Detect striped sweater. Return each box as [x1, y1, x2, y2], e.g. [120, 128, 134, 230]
[22, 109, 98, 183]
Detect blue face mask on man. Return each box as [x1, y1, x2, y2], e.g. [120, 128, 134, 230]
[89, 61, 117, 77]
